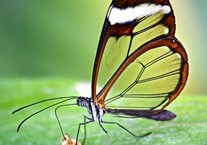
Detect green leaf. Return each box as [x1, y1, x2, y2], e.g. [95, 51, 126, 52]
[1, 78, 207, 145]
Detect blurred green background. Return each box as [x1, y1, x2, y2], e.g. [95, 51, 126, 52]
[0, 0, 108, 80]
[1, 0, 207, 145]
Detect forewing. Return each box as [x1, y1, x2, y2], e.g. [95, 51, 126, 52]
[92, 0, 176, 107]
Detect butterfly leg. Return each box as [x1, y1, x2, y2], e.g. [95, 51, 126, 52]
[82, 116, 92, 145]
[98, 121, 110, 145]
[76, 117, 93, 145]
[102, 120, 151, 138]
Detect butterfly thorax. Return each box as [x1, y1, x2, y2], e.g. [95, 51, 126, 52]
[77, 97, 105, 122]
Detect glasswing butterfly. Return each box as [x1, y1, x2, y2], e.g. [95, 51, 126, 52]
[13, 0, 188, 144]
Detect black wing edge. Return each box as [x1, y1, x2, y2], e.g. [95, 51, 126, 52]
[106, 108, 176, 121]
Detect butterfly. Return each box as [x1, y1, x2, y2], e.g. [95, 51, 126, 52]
[13, 0, 188, 145]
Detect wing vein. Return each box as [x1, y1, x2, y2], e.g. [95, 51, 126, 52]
[145, 50, 173, 68]
[138, 69, 180, 84]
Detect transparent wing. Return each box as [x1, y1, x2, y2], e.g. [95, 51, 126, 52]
[92, 1, 177, 108]
[104, 38, 188, 110]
